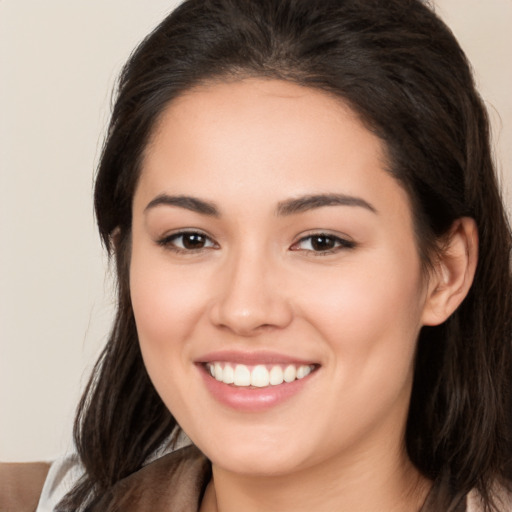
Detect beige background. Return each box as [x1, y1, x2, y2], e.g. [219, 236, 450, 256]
[1, 0, 511, 462]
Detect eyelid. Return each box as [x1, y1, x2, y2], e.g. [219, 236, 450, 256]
[155, 229, 354, 255]
[290, 231, 356, 253]
[156, 229, 219, 252]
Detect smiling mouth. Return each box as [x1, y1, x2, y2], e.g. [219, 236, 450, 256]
[204, 362, 318, 388]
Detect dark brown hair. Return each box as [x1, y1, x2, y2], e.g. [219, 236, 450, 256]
[60, 0, 512, 510]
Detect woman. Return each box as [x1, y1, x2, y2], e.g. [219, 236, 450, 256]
[55, 0, 512, 510]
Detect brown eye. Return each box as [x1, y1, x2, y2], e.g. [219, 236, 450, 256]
[291, 233, 355, 253]
[181, 233, 207, 249]
[158, 231, 217, 252]
[310, 235, 336, 251]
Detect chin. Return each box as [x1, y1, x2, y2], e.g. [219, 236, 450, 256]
[190, 425, 316, 476]
[210, 447, 304, 476]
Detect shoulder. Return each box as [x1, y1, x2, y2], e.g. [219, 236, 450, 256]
[91, 445, 211, 512]
[36, 453, 83, 511]
[467, 481, 512, 512]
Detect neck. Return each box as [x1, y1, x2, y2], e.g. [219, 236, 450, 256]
[200, 446, 431, 512]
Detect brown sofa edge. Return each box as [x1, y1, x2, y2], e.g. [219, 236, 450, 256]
[0, 462, 51, 512]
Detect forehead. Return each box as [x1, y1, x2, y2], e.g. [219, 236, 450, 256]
[137, 78, 411, 220]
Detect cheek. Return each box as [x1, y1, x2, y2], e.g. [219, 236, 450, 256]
[130, 247, 209, 348]
[300, 255, 424, 434]
[129, 247, 209, 413]
[129, 260, 216, 432]
[295, 249, 425, 373]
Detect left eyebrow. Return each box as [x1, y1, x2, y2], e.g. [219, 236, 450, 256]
[144, 194, 220, 216]
[276, 193, 377, 216]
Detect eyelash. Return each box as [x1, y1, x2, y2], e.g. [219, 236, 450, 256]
[290, 233, 356, 255]
[157, 231, 355, 255]
[157, 231, 218, 254]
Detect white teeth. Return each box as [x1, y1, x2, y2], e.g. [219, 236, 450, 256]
[214, 362, 223, 382]
[234, 364, 251, 386]
[207, 362, 314, 388]
[251, 365, 269, 387]
[222, 364, 234, 384]
[283, 364, 296, 383]
[269, 365, 284, 385]
[297, 365, 311, 379]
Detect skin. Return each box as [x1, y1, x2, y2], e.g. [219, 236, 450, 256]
[129, 79, 477, 512]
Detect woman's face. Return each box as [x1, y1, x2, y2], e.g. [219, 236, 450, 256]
[130, 79, 433, 477]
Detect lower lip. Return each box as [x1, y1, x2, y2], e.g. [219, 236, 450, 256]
[198, 365, 316, 412]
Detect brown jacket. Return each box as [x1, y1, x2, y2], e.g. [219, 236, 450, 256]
[5, 447, 512, 511]
[91, 445, 468, 512]
[91, 445, 210, 512]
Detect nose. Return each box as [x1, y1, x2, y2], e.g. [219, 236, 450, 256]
[209, 250, 294, 336]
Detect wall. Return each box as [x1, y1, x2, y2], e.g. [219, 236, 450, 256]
[1, 0, 511, 461]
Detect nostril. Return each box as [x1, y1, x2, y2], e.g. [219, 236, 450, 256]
[209, 301, 293, 336]
[208, 262, 294, 334]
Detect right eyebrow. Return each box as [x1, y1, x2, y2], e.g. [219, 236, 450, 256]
[276, 193, 377, 216]
[144, 194, 220, 217]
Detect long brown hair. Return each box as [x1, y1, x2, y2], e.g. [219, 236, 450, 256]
[60, 0, 512, 509]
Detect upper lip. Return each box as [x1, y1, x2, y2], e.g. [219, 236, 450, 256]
[195, 350, 318, 366]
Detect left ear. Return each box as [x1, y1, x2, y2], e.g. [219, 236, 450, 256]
[421, 217, 479, 326]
